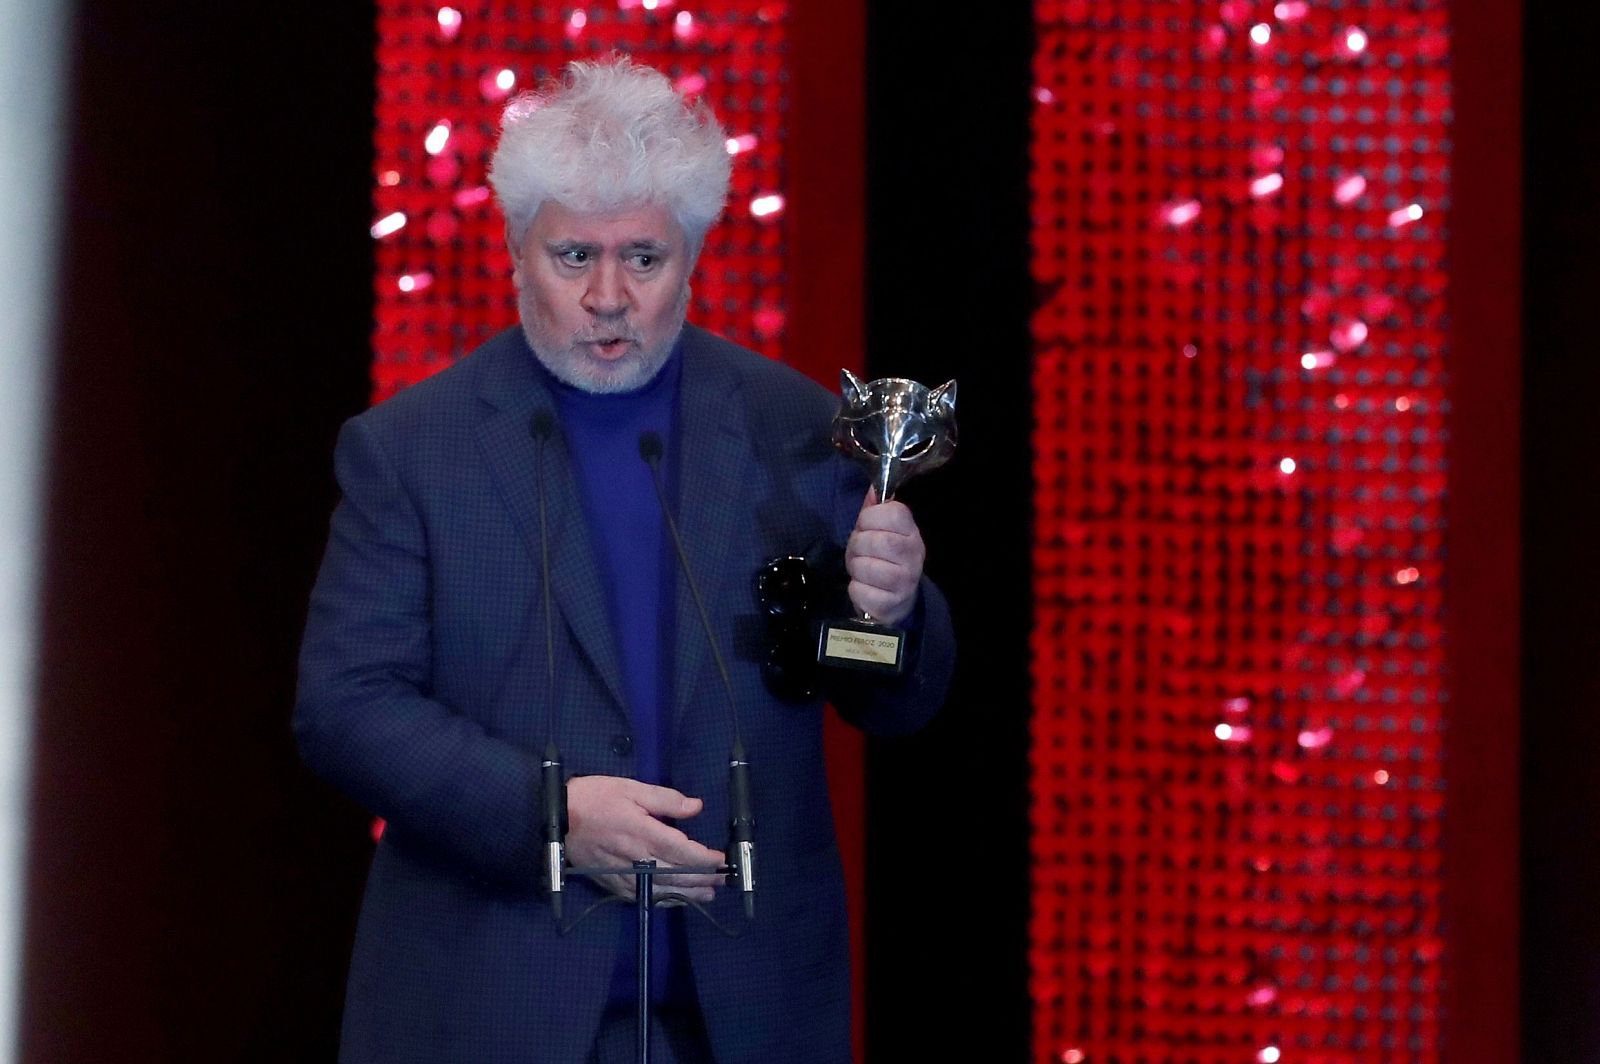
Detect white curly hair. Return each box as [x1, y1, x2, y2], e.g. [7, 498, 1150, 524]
[489, 56, 732, 250]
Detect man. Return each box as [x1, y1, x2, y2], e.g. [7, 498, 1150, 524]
[295, 57, 954, 1064]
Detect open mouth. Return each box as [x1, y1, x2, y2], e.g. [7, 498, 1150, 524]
[584, 337, 636, 359]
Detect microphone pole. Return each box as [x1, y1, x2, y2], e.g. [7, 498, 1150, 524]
[531, 411, 568, 919]
[638, 431, 755, 920]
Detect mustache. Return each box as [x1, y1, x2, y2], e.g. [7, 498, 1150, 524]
[573, 327, 640, 344]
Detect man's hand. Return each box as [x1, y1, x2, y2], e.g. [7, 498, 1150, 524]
[564, 775, 725, 902]
[845, 488, 926, 627]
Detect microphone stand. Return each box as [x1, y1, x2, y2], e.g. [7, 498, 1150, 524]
[562, 859, 737, 1064]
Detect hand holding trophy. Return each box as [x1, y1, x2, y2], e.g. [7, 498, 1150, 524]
[818, 370, 957, 674]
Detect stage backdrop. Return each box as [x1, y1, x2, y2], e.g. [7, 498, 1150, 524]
[1029, 3, 1468, 1063]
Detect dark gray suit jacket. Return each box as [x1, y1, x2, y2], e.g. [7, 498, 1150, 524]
[295, 324, 955, 1063]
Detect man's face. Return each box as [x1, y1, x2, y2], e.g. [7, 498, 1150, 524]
[509, 200, 693, 394]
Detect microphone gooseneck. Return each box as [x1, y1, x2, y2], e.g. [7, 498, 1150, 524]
[531, 412, 567, 919]
[638, 431, 755, 919]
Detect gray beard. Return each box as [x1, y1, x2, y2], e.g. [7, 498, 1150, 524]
[517, 286, 689, 395]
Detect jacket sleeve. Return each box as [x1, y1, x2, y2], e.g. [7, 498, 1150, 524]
[820, 456, 957, 736]
[294, 415, 545, 889]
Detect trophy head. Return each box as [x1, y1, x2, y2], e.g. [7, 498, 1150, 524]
[831, 370, 958, 501]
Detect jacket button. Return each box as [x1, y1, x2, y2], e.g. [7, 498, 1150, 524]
[611, 734, 634, 756]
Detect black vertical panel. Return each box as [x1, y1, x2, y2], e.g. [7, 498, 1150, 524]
[1522, 3, 1600, 1061]
[23, 3, 376, 1061]
[863, 10, 1034, 1060]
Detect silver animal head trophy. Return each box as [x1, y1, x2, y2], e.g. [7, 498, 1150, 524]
[831, 370, 958, 502]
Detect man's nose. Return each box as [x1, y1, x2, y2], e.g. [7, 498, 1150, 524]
[580, 261, 630, 316]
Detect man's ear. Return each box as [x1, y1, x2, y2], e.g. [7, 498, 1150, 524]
[505, 222, 525, 285]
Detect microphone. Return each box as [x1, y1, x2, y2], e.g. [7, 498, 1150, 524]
[727, 737, 755, 920]
[638, 431, 755, 919]
[542, 741, 567, 920]
[531, 411, 567, 919]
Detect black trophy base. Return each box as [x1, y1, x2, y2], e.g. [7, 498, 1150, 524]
[816, 616, 905, 675]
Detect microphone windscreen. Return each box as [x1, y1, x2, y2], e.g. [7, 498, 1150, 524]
[638, 431, 665, 463]
[530, 411, 555, 441]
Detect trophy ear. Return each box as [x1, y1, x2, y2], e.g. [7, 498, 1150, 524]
[840, 368, 869, 408]
[928, 379, 957, 415]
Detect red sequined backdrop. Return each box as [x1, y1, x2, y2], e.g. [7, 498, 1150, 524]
[1030, 3, 1451, 1063]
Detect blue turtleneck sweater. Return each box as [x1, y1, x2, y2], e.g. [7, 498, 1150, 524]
[541, 345, 695, 1009]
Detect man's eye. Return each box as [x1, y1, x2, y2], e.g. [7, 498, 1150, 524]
[629, 253, 657, 270]
[558, 249, 589, 266]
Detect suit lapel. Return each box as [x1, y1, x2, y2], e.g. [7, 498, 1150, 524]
[670, 334, 749, 740]
[473, 338, 630, 721]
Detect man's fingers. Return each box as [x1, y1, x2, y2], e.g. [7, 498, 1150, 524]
[624, 780, 704, 820]
[850, 582, 904, 622]
[590, 874, 715, 904]
[584, 837, 721, 901]
[853, 498, 916, 534]
[656, 834, 725, 871]
[655, 867, 724, 884]
[850, 582, 902, 618]
[847, 528, 918, 565]
[624, 817, 721, 869]
[654, 840, 725, 901]
[655, 874, 718, 902]
[603, 835, 723, 903]
[595, 873, 636, 900]
[623, 814, 706, 862]
[592, 869, 716, 904]
[564, 774, 724, 905]
[653, 882, 716, 903]
[847, 558, 913, 597]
